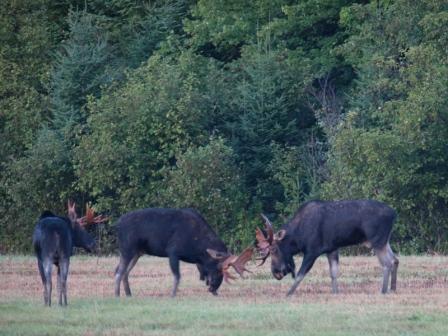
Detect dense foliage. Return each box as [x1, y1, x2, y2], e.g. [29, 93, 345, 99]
[1, 0, 447, 254]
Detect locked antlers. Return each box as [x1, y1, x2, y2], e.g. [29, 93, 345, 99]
[207, 246, 254, 283]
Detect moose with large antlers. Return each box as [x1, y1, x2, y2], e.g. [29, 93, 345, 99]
[33, 201, 108, 306]
[114, 208, 253, 297]
[256, 200, 399, 297]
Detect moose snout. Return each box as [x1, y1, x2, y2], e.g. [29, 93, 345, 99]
[272, 268, 287, 280]
[273, 272, 284, 280]
[272, 265, 291, 280]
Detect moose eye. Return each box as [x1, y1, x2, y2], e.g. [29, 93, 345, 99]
[270, 246, 278, 253]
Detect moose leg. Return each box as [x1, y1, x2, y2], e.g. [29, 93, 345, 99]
[168, 255, 181, 297]
[37, 259, 48, 306]
[327, 250, 339, 294]
[387, 244, 399, 292]
[115, 255, 132, 297]
[286, 254, 318, 297]
[123, 254, 140, 297]
[59, 259, 69, 306]
[287, 255, 296, 279]
[197, 264, 206, 281]
[57, 265, 62, 305]
[375, 245, 395, 294]
[43, 259, 53, 306]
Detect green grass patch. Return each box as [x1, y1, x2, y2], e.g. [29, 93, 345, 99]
[1, 297, 447, 336]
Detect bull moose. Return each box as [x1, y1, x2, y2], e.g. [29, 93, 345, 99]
[114, 208, 253, 297]
[33, 201, 107, 306]
[256, 200, 399, 296]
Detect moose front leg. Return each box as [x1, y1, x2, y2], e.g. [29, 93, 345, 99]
[286, 253, 318, 297]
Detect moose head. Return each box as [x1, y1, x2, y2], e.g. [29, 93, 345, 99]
[255, 214, 295, 280]
[67, 201, 108, 252]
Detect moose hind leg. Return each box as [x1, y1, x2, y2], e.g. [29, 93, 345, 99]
[59, 259, 69, 306]
[168, 255, 181, 297]
[327, 250, 339, 294]
[37, 259, 48, 306]
[115, 256, 132, 297]
[123, 254, 140, 297]
[57, 265, 62, 305]
[388, 244, 399, 292]
[375, 245, 395, 294]
[43, 260, 53, 306]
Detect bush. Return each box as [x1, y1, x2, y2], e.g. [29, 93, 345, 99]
[157, 137, 254, 250]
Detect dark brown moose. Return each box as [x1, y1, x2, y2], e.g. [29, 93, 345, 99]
[256, 200, 399, 296]
[33, 202, 108, 306]
[114, 208, 253, 297]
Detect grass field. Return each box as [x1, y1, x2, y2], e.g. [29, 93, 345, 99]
[0, 255, 447, 335]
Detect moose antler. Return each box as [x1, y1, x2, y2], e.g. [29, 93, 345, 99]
[207, 247, 254, 284]
[221, 247, 254, 284]
[67, 200, 76, 212]
[67, 200, 81, 225]
[260, 213, 274, 243]
[67, 200, 77, 220]
[79, 203, 109, 226]
[228, 246, 254, 277]
[255, 214, 275, 266]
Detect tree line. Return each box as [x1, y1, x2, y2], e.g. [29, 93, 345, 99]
[1, 0, 447, 254]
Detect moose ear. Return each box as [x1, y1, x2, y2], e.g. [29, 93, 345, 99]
[274, 230, 287, 241]
[206, 249, 229, 260]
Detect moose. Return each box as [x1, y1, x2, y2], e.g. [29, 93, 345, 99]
[33, 201, 107, 306]
[114, 208, 253, 297]
[256, 200, 399, 297]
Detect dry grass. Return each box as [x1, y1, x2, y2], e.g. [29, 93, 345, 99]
[1, 255, 447, 307]
[0, 255, 447, 335]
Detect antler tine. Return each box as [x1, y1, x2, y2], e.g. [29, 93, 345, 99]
[260, 213, 274, 243]
[255, 227, 270, 250]
[222, 269, 238, 284]
[85, 203, 95, 223]
[255, 251, 270, 266]
[67, 200, 78, 223]
[228, 246, 254, 278]
[92, 214, 109, 224]
[255, 218, 273, 267]
[67, 200, 76, 213]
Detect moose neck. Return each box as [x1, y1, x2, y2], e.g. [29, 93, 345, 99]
[71, 225, 82, 248]
[282, 226, 303, 256]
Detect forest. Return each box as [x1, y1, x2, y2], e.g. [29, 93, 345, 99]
[1, 0, 447, 254]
